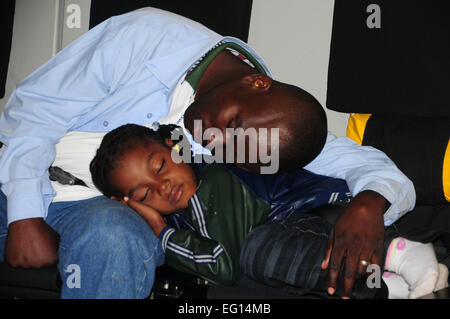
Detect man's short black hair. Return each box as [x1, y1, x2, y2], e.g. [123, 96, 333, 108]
[276, 83, 327, 172]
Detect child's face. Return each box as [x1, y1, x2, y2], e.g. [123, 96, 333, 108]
[109, 140, 198, 215]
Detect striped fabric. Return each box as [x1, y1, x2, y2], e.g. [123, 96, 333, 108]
[162, 194, 225, 264]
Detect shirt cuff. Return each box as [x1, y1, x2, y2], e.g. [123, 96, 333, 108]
[6, 192, 47, 225]
[360, 180, 416, 226]
[1, 178, 55, 225]
[159, 226, 176, 252]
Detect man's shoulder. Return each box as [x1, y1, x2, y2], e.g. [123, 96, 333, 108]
[107, 7, 218, 37]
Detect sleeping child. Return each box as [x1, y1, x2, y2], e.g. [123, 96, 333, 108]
[89, 123, 448, 299]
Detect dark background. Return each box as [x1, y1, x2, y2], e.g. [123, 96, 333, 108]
[89, 0, 253, 42]
[327, 0, 450, 118]
[0, 0, 15, 99]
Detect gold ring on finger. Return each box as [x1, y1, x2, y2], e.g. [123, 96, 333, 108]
[359, 260, 370, 267]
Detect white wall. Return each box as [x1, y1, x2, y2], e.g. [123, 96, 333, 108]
[248, 0, 349, 136]
[0, 0, 59, 111]
[1, 0, 349, 136]
[0, 0, 90, 112]
[61, 0, 91, 49]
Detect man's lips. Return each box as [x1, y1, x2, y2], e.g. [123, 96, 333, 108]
[169, 184, 183, 203]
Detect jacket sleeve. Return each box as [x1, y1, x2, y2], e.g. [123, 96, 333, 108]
[221, 163, 352, 222]
[304, 132, 416, 226]
[159, 224, 237, 286]
[159, 165, 269, 286]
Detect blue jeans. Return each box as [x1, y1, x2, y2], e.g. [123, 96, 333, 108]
[0, 191, 165, 298]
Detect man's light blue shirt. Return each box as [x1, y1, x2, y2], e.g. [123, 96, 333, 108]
[0, 8, 415, 226]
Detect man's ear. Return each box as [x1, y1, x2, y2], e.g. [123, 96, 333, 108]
[164, 138, 175, 148]
[241, 73, 272, 91]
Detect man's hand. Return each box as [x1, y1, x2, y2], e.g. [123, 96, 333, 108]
[5, 218, 60, 268]
[321, 190, 389, 298]
[117, 196, 168, 237]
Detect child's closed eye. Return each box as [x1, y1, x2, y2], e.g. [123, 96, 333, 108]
[133, 187, 150, 202]
[140, 188, 151, 202]
[157, 158, 165, 174]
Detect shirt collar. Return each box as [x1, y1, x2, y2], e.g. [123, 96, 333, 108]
[144, 36, 224, 90]
[144, 36, 273, 90]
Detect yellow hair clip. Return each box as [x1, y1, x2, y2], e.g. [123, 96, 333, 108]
[172, 143, 181, 154]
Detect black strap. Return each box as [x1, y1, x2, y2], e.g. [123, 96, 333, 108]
[48, 166, 88, 187]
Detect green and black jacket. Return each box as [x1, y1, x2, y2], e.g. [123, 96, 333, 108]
[160, 164, 269, 286]
[159, 164, 351, 286]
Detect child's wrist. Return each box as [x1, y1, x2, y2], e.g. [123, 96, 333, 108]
[150, 219, 168, 237]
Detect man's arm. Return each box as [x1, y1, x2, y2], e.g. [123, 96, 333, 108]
[5, 218, 59, 268]
[305, 132, 415, 298]
[0, 19, 131, 267]
[320, 190, 388, 298]
[305, 132, 415, 225]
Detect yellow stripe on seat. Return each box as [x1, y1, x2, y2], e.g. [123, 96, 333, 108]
[346, 113, 372, 145]
[443, 139, 450, 202]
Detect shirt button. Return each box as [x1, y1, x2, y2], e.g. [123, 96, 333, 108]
[147, 113, 153, 119]
[103, 121, 109, 127]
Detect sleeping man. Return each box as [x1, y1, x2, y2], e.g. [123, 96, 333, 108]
[0, 7, 432, 298]
[89, 123, 447, 299]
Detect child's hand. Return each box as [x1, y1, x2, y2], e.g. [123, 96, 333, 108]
[112, 196, 168, 236]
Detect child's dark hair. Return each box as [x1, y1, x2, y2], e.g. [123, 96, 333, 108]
[90, 123, 186, 198]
